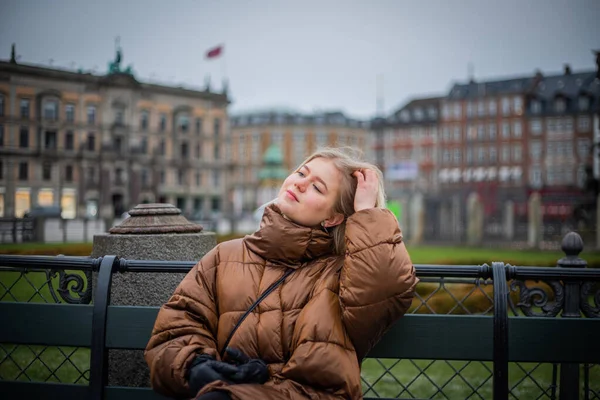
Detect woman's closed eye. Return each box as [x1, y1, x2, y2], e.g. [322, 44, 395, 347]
[313, 184, 322, 193]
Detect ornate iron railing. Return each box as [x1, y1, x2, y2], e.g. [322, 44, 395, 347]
[0, 232, 599, 399]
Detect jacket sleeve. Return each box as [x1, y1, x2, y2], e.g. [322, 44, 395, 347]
[339, 208, 418, 361]
[144, 246, 221, 399]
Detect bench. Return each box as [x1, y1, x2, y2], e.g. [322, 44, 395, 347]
[1, 232, 599, 400]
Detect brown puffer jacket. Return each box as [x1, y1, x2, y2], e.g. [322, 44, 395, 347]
[144, 204, 418, 400]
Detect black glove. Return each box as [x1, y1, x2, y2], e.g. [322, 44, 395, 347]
[224, 347, 269, 384]
[187, 354, 240, 393]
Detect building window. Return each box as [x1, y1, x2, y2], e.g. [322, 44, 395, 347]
[530, 99, 542, 114]
[195, 171, 201, 186]
[87, 105, 96, 124]
[87, 133, 95, 151]
[513, 96, 523, 115]
[414, 107, 424, 121]
[477, 101, 486, 117]
[453, 126, 461, 141]
[453, 103, 461, 119]
[159, 139, 165, 156]
[555, 98, 566, 113]
[44, 100, 58, 121]
[160, 170, 166, 184]
[181, 142, 189, 159]
[159, 113, 167, 131]
[19, 162, 28, 180]
[195, 143, 202, 159]
[530, 119, 542, 135]
[65, 165, 73, 182]
[177, 169, 185, 185]
[578, 116, 591, 132]
[400, 109, 410, 122]
[578, 138, 591, 158]
[0, 161, 3, 180]
[488, 99, 497, 116]
[45, 131, 57, 150]
[501, 97, 510, 115]
[488, 123, 497, 140]
[427, 106, 437, 119]
[140, 110, 149, 130]
[477, 124, 485, 140]
[178, 114, 189, 133]
[211, 197, 221, 213]
[512, 121, 522, 138]
[214, 119, 221, 137]
[140, 137, 148, 154]
[513, 144, 522, 162]
[214, 144, 220, 160]
[501, 122, 510, 139]
[19, 127, 29, 148]
[530, 166, 542, 188]
[501, 144, 510, 162]
[65, 104, 75, 122]
[42, 163, 52, 181]
[466, 147, 473, 165]
[87, 167, 96, 183]
[530, 140, 542, 161]
[114, 108, 125, 125]
[477, 146, 485, 163]
[195, 118, 203, 135]
[0, 94, 4, 117]
[489, 147, 497, 163]
[466, 101, 474, 118]
[212, 170, 220, 187]
[442, 149, 450, 164]
[20, 99, 30, 118]
[0, 124, 4, 147]
[565, 117, 574, 133]
[141, 168, 149, 187]
[453, 149, 461, 164]
[578, 96, 590, 111]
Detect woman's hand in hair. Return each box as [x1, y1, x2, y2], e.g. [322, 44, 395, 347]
[352, 169, 378, 212]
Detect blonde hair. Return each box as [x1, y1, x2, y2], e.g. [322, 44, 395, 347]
[296, 146, 386, 255]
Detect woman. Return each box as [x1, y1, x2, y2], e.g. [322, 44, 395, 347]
[145, 147, 418, 400]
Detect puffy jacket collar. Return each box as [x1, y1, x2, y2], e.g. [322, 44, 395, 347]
[244, 203, 334, 266]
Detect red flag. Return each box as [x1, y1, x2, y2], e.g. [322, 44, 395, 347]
[206, 45, 223, 59]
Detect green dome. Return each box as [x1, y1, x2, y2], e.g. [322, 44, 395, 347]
[258, 145, 288, 180]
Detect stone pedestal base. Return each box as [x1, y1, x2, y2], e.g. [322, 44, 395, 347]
[92, 232, 217, 387]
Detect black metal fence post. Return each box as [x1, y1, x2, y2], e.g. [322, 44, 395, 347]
[557, 231, 587, 400]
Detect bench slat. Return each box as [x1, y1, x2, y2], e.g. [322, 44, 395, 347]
[508, 317, 600, 363]
[0, 303, 92, 346]
[0, 381, 88, 400]
[2, 303, 599, 365]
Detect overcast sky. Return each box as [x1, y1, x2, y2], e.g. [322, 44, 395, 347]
[1, 0, 598, 119]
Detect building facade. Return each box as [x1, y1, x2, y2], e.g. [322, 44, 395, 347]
[229, 110, 372, 217]
[0, 54, 230, 221]
[377, 66, 600, 243]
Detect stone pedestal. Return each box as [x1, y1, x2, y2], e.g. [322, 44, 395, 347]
[91, 203, 217, 388]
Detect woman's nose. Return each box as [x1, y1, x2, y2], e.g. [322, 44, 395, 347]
[294, 179, 307, 192]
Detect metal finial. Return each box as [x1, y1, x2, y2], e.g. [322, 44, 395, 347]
[561, 231, 584, 257]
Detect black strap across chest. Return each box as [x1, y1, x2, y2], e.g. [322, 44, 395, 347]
[220, 268, 295, 358]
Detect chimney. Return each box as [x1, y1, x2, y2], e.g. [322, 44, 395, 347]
[564, 64, 572, 75]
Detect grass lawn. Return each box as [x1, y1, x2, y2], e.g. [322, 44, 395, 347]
[2, 240, 600, 267]
[1, 242, 599, 397]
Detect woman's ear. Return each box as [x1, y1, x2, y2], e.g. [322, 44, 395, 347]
[323, 212, 345, 228]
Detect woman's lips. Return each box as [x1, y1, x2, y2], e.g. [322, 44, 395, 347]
[286, 190, 298, 201]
